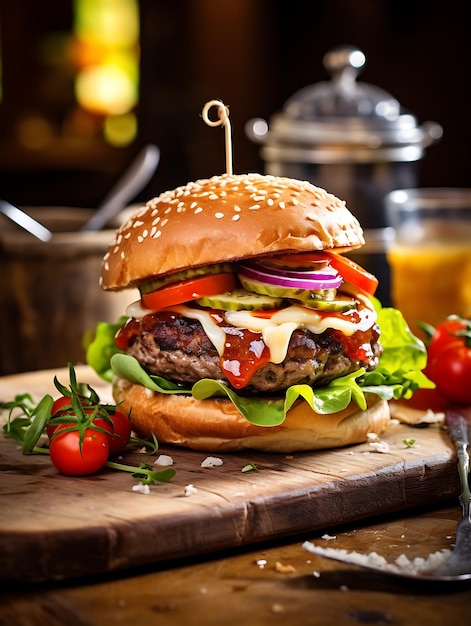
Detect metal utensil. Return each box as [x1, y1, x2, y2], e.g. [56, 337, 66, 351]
[80, 144, 160, 231]
[303, 409, 471, 582]
[0, 200, 53, 242]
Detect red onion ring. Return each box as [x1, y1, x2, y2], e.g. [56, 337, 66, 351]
[238, 263, 343, 291]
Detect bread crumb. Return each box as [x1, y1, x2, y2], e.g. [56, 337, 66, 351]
[184, 484, 198, 497]
[369, 441, 390, 453]
[132, 483, 151, 495]
[389, 402, 445, 425]
[302, 541, 451, 575]
[154, 454, 174, 466]
[201, 456, 224, 468]
[275, 561, 296, 574]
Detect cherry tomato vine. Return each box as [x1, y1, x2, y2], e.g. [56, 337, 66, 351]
[2, 363, 175, 484]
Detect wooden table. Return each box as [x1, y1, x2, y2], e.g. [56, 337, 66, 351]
[1, 504, 469, 625]
[1, 367, 470, 624]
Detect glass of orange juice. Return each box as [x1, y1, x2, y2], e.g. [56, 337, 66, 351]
[385, 188, 471, 335]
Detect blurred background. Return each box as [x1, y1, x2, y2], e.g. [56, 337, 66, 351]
[1, 0, 470, 374]
[1, 0, 470, 208]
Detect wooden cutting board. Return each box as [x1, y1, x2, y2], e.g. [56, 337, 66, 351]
[0, 366, 459, 582]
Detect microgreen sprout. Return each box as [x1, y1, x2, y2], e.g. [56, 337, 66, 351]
[241, 462, 259, 473]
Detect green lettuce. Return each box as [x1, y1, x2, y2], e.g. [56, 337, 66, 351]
[86, 299, 433, 427]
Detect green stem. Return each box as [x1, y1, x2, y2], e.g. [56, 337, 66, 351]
[32, 446, 51, 455]
[105, 460, 175, 484]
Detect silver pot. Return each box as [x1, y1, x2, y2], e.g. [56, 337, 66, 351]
[246, 46, 442, 304]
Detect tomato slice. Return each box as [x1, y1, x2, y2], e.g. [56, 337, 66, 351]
[325, 252, 378, 296]
[261, 251, 378, 296]
[141, 272, 238, 311]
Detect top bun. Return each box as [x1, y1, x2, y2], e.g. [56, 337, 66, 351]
[101, 173, 364, 291]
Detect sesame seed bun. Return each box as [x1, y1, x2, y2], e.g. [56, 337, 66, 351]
[100, 173, 364, 291]
[112, 377, 390, 452]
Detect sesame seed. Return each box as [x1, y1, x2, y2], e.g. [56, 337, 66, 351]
[137, 236, 144, 243]
[267, 198, 274, 206]
[232, 214, 240, 221]
[104, 262, 109, 271]
[234, 205, 241, 212]
[249, 204, 261, 210]
[120, 251, 125, 259]
[152, 216, 161, 225]
[124, 232, 131, 239]
[279, 201, 286, 209]
[153, 230, 162, 239]
[133, 220, 144, 228]
[253, 195, 265, 202]
[161, 218, 168, 227]
[215, 212, 224, 218]
[190, 201, 198, 209]
[194, 207, 203, 214]
[209, 194, 219, 200]
[142, 229, 148, 238]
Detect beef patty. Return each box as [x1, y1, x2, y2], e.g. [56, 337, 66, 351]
[124, 310, 382, 395]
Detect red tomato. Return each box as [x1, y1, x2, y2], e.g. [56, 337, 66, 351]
[401, 387, 450, 413]
[49, 425, 109, 476]
[326, 252, 379, 296]
[427, 343, 471, 405]
[47, 396, 88, 438]
[141, 272, 238, 311]
[47, 396, 74, 438]
[425, 317, 471, 404]
[51, 396, 73, 415]
[426, 317, 468, 361]
[93, 410, 131, 455]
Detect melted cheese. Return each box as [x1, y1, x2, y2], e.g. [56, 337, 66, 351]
[126, 300, 377, 366]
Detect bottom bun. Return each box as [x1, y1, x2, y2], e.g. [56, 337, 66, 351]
[112, 377, 391, 452]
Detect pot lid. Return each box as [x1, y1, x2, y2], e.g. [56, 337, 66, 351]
[254, 46, 442, 149]
[284, 46, 400, 122]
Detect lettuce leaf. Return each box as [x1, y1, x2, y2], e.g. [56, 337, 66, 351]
[85, 316, 127, 382]
[86, 300, 433, 427]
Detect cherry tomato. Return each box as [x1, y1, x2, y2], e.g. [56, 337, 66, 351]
[49, 425, 109, 476]
[141, 272, 238, 311]
[425, 317, 471, 404]
[93, 410, 131, 455]
[426, 317, 468, 361]
[47, 396, 87, 438]
[427, 343, 471, 405]
[401, 387, 450, 413]
[51, 396, 73, 415]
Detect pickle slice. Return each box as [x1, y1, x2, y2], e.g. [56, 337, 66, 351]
[300, 295, 358, 312]
[239, 275, 356, 312]
[196, 288, 284, 311]
[139, 263, 233, 295]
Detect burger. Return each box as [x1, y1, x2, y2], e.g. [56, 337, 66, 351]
[90, 172, 428, 452]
